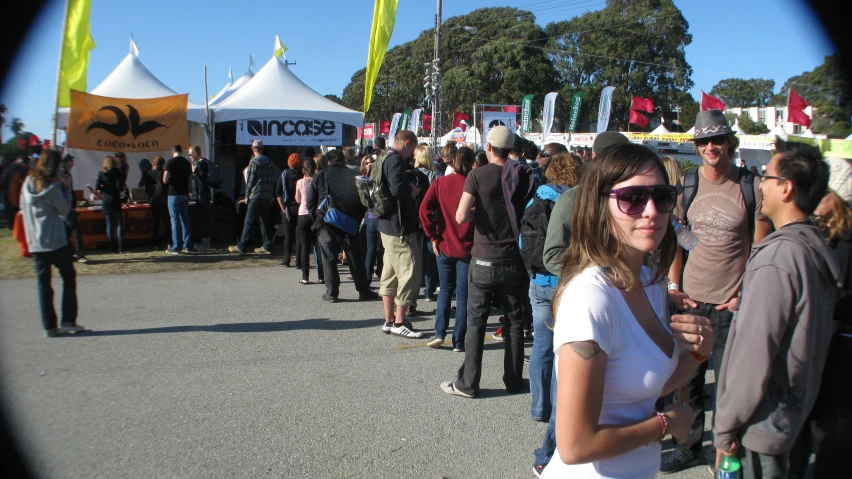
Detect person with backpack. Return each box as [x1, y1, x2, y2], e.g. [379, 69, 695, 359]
[189, 145, 221, 250]
[661, 110, 773, 474]
[521, 152, 584, 425]
[419, 146, 476, 352]
[277, 153, 304, 267]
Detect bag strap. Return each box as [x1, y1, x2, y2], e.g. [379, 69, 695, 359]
[682, 168, 699, 225]
[738, 166, 757, 240]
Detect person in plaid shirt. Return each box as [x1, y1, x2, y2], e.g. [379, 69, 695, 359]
[230, 140, 276, 255]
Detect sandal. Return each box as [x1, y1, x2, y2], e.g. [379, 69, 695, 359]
[299, 279, 309, 285]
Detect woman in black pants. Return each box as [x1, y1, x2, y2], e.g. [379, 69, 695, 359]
[294, 157, 323, 284]
[95, 155, 125, 253]
[278, 153, 304, 267]
[148, 156, 171, 249]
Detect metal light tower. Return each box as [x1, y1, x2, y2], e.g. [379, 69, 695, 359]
[430, 0, 442, 152]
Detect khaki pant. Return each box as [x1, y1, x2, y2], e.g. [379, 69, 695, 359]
[379, 232, 423, 307]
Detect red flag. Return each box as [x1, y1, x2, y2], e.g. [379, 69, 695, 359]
[379, 120, 390, 135]
[630, 96, 654, 113]
[43, 139, 52, 148]
[629, 109, 650, 128]
[18, 138, 26, 149]
[503, 105, 520, 113]
[452, 111, 470, 130]
[787, 89, 811, 128]
[29, 134, 40, 146]
[422, 114, 432, 133]
[700, 91, 726, 111]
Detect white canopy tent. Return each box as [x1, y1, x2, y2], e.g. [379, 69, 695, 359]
[212, 56, 363, 126]
[684, 126, 695, 136]
[56, 52, 209, 191]
[210, 69, 254, 108]
[650, 124, 670, 134]
[732, 118, 746, 135]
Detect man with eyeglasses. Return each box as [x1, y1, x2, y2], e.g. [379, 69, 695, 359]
[661, 110, 772, 474]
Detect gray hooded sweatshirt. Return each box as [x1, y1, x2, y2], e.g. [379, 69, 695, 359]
[714, 222, 842, 455]
[20, 176, 71, 253]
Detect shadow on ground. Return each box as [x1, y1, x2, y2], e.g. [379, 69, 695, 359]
[59, 317, 384, 336]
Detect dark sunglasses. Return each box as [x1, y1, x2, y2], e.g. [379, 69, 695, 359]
[694, 136, 727, 147]
[603, 185, 678, 215]
[539, 151, 552, 158]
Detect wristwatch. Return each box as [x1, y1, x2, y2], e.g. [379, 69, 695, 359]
[667, 283, 679, 291]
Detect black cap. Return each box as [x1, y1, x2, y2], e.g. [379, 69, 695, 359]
[61, 154, 75, 163]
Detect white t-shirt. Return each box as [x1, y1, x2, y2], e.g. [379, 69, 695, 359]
[542, 266, 679, 479]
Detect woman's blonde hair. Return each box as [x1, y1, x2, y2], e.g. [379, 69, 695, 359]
[31, 150, 61, 192]
[551, 143, 676, 321]
[817, 190, 852, 242]
[414, 144, 435, 170]
[101, 155, 118, 172]
[545, 152, 583, 187]
[659, 156, 683, 187]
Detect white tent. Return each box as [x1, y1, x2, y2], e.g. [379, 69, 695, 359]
[769, 124, 788, 139]
[212, 56, 363, 126]
[684, 126, 695, 136]
[846, 132, 852, 141]
[650, 124, 670, 134]
[57, 52, 208, 190]
[210, 69, 254, 107]
[732, 118, 746, 135]
[800, 128, 815, 138]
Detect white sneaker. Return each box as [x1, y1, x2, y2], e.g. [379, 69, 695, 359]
[391, 322, 425, 339]
[382, 322, 393, 334]
[60, 323, 85, 332]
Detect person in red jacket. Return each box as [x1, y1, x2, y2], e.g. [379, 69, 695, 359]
[419, 147, 476, 351]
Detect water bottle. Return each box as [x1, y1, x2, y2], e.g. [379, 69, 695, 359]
[716, 454, 742, 479]
[671, 217, 699, 251]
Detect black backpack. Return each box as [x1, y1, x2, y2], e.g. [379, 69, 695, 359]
[520, 184, 568, 276]
[682, 166, 756, 239]
[200, 158, 223, 188]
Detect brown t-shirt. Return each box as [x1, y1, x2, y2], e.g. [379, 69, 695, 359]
[677, 166, 766, 304]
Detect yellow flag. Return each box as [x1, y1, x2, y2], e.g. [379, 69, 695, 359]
[364, 0, 399, 113]
[57, 0, 96, 108]
[274, 35, 288, 60]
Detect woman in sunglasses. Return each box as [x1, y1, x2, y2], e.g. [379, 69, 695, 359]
[542, 143, 713, 479]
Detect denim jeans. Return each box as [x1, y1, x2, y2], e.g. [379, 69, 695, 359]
[281, 204, 300, 265]
[168, 194, 191, 251]
[672, 301, 734, 458]
[104, 210, 123, 252]
[65, 210, 84, 257]
[317, 228, 370, 298]
[362, 216, 382, 278]
[455, 256, 529, 396]
[237, 197, 272, 252]
[296, 215, 316, 280]
[422, 238, 439, 297]
[533, 400, 558, 469]
[31, 245, 77, 331]
[529, 283, 556, 421]
[435, 252, 470, 349]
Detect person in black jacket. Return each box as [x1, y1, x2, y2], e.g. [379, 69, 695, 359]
[95, 155, 125, 253]
[307, 149, 378, 303]
[277, 153, 304, 267]
[148, 156, 171, 249]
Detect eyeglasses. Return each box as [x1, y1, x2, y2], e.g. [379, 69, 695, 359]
[762, 174, 788, 182]
[694, 136, 727, 147]
[539, 151, 552, 158]
[603, 185, 678, 215]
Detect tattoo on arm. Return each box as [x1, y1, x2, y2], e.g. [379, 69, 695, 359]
[570, 340, 603, 361]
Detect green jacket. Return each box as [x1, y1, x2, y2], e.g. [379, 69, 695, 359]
[543, 187, 577, 276]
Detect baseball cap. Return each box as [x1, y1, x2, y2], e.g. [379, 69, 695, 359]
[252, 140, 264, 148]
[593, 131, 630, 154]
[486, 126, 514, 150]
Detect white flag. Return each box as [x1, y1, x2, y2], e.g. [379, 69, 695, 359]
[541, 92, 558, 145]
[130, 35, 139, 57]
[388, 113, 402, 141]
[597, 86, 616, 133]
[228, 67, 233, 84]
[274, 36, 288, 60]
[249, 55, 256, 68]
[409, 109, 423, 135]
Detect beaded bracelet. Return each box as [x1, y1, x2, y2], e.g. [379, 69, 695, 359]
[656, 412, 668, 442]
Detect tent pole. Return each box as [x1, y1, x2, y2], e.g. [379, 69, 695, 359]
[53, 0, 71, 151]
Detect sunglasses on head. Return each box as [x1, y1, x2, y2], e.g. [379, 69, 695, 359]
[603, 185, 678, 215]
[694, 136, 728, 147]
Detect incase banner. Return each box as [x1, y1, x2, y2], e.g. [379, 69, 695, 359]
[237, 117, 342, 146]
[520, 94, 535, 134]
[67, 90, 189, 152]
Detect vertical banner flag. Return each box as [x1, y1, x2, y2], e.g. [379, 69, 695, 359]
[388, 113, 402, 140]
[787, 89, 811, 128]
[482, 111, 518, 148]
[596, 86, 616, 133]
[363, 0, 400, 113]
[568, 91, 586, 133]
[363, 123, 376, 140]
[452, 111, 470, 130]
[409, 108, 423, 135]
[520, 94, 535, 134]
[399, 110, 412, 131]
[67, 91, 189, 151]
[700, 91, 725, 111]
[57, 0, 96, 108]
[541, 92, 559, 144]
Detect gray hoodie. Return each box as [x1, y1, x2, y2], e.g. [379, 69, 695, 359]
[714, 222, 842, 455]
[20, 176, 71, 253]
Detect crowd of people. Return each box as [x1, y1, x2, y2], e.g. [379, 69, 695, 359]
[9, 108, 852, 478]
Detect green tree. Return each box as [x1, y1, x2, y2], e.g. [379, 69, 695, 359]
[0, 103, 7, 144]
[723, 112, 770, 135]
[771, 54, 852, 137]
[324, 94, 343, 105]
[545, 0, 693, 132]
[673, 92, 699, 131]
[342, 7, 559, 133]
[8, 117, 24, 137]
[709, 78, 776, 107]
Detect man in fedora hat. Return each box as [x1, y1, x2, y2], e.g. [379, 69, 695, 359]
[661, 110, 772, 473]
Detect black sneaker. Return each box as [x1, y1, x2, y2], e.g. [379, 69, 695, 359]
[358, 290, 380, 301]
[321, 293, 338, 304]
[659, 450, 700, 474]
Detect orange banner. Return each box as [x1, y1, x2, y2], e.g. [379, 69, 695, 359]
[67, 90, 189, 152]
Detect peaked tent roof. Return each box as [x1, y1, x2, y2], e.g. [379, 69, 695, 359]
[212, 57, 363, 126]
[732, 118, 746, 135]
[650, 124, 670, 134]
[57, 53, 207, 127]
[210, 70, 254, 107]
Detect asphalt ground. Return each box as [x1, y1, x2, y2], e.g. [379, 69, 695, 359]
[0, 263, 718, 478]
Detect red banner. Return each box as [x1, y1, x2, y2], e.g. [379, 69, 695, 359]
[629, 108, 650, 128]
[363, 123, 375, 140]
[630, 96, 654, 113]
[422, 114, 432, 133]
[452, 111, 470, 130]
[379, 120, 390, 135]
[700, 91, 725, 111]
[29, 134, 41, 146]
[503, 105, 520, 113]
[787, 89, 811, 128]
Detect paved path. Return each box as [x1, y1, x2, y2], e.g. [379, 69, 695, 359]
[0, 264, 717, 478]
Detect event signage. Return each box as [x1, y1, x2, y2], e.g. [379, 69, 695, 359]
[568, 91, 586, 133]
[363, 123, 376, 140]
[541, 92, 558, 145]
[409, 109, 423, 135]
[236, 117, 342, 146]
[399, 109, 412, 131]
[67, 90, 189, 152]
[597, 86, 616, 133]
[481, 111, 518, 148]
[520, 94, 535, 134]
[388, 113, 402, 140]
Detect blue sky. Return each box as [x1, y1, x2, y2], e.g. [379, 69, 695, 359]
[1, 0, 835, 141]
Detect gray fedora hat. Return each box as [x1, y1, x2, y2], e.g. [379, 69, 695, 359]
[692, 109, 734, 140]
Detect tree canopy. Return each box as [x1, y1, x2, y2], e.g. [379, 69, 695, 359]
[710, 78, 776, 107]
[772, 54, 852, 137]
